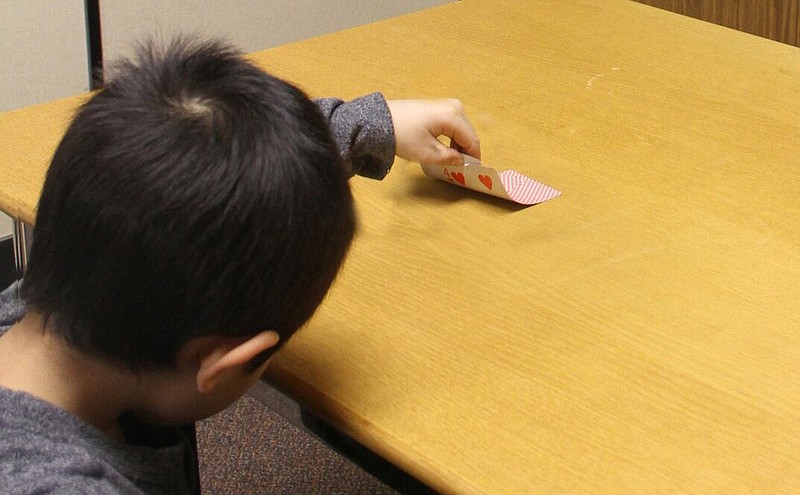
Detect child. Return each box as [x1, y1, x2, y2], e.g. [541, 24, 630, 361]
[0, 38, 479, 493]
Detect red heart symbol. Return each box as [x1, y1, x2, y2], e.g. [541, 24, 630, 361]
[451, 172, 466, 185]
[478, 174, 493, 190]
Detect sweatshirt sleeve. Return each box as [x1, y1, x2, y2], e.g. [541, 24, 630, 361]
[315, 92, 396, 180]
[0, 281, 24, 338]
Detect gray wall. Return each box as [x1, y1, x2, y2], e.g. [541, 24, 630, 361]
[0, 0, 450, 238]
[0, 0, 88, 239]
[101, 0, 449, 61]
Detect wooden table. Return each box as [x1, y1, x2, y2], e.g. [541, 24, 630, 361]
[2, 1, 800, 493]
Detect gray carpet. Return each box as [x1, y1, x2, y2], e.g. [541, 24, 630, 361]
[196, 387, 400, 495]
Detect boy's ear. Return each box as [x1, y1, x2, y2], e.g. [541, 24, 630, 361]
[191, 330, 280, 394]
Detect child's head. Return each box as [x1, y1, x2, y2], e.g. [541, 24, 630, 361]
[22, 39, 356, 378]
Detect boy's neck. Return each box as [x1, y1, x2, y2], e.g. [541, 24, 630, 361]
[0, 312, 136, 441]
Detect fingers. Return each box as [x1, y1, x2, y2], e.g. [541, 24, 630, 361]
[386, 97, 482, 166]
[438, 99, 481, 160]
[434, 142, 468, 167]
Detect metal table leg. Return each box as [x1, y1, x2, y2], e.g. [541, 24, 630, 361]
[12, 219, 32, 277]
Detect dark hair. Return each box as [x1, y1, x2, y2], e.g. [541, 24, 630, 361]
[21, 38, 356, 369]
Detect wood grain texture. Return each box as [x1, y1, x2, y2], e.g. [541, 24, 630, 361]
[259, 1, 800, 492]
[681, 0, 739, 29]
[633, 0, 798, 45]
[738, 0, 798, 45]
[2, 1, 800, 493]
[0, 96, 87, 223]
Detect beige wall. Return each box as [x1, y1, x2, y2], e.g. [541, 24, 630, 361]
[100, 0, 449, 62]
[0, 0, 88, 112]
[0, 0, 450, 239]
[0, 0, 88, 237]
[0, 216, 11, 241]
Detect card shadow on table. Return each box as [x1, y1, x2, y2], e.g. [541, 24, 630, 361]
[404, 175, 531, 213]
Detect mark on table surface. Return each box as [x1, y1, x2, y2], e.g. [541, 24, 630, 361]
[586, 67, 620, 89]
[586, 73, 604, 89]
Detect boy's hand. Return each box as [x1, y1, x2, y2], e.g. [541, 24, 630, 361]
[387, 99, 481, 167]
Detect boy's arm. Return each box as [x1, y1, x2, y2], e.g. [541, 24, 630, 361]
[315, 92, 395, 180]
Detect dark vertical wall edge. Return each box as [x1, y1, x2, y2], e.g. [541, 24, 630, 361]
[85, 0, 104, 89]
[0, 238, 17, 288]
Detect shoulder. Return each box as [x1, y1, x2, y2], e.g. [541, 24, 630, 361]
[0, 388, 187, 495]
[0, 389, 139, 494]
[0, 280, 25, 337]
[0, 472, 132, 495]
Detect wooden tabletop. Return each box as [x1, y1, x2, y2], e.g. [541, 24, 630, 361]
[3, 0, 800, 493]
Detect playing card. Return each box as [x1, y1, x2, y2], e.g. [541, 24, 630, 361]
[420, 155, 561, 205]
